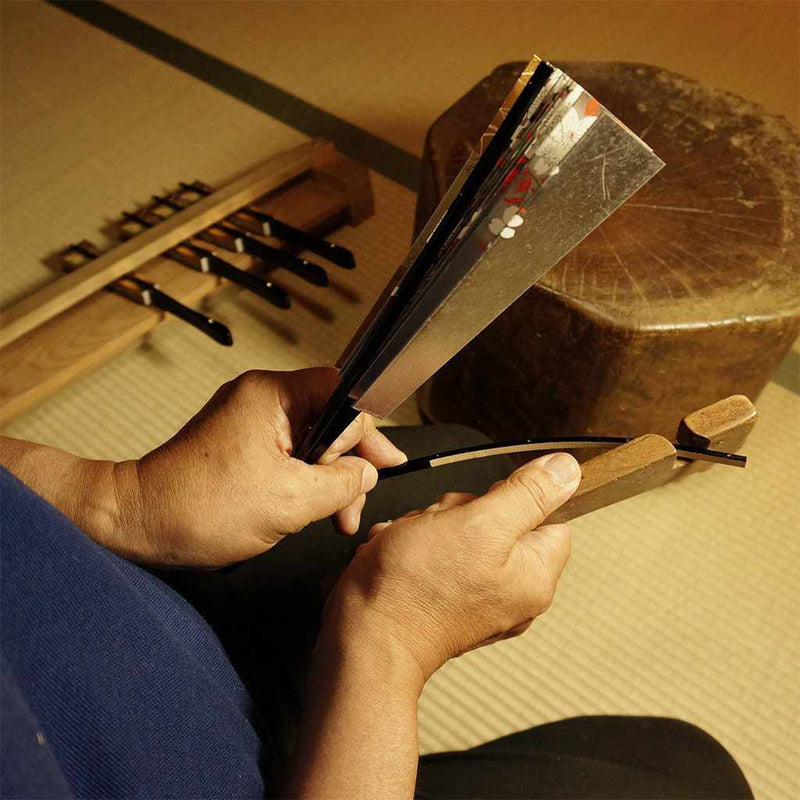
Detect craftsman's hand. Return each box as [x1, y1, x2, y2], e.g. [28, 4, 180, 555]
[326, 452, 580, 684]
[109, 368, 406, 567]
[285, 452, 580, 799]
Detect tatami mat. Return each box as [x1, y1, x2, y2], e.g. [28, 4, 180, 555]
[2, 3, 798, 799]
[111, 0, 800, 145]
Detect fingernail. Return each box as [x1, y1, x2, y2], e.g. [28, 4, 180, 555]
[362, 463, 378, 492]
[542, 453, 580, 489]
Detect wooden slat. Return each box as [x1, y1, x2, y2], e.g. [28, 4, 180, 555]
[0, 154, 369, 422]
[0, 139, 335, 349]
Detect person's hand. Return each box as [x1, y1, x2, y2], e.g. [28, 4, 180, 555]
[108, 368, 406, 567]
[324, 452, 580, 688]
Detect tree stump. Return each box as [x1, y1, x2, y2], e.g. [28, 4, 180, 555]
[417, 62, 799, 443]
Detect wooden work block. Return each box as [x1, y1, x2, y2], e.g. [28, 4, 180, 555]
[416, 62, 799, 443]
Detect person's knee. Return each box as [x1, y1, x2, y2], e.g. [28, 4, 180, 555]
[655, 717, 734, 757]
[647, 717, 753, 799]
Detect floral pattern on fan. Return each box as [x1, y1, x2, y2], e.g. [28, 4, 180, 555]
[488, 205, 525, 239]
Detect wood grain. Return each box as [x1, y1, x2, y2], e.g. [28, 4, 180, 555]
[0, 139, 335, 349]
[677, 394, 758, 452]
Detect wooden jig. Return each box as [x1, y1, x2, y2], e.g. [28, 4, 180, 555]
[378, 395, 756, 522]
[549, 395, 756, 522]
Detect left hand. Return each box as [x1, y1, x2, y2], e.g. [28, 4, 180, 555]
[108, 368, 406, 567]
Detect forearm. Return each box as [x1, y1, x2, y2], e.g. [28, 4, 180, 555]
[285, 612, 424, 799]
[0, 436, 144, 559]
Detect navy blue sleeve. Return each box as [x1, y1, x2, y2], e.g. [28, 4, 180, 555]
[0, 467, 268, 799]
[1, 658, 74, 799]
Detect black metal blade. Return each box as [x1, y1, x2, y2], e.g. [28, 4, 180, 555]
[376, 436, 747, 480]
[165, 243, 291, 310]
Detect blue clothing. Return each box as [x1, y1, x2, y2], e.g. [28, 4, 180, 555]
[0, 468, 265, 799]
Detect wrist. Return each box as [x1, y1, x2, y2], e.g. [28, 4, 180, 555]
[316, 592, 429, 699]
[289, 589, 423, 799]
[1, 437, 125, 553]
[68, 457, 154, 563]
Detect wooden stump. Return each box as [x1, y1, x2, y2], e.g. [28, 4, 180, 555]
[417, 62, 799, 442]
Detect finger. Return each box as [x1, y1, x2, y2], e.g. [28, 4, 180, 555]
[367, 506, 425, 539]
[460, 453, 581, 539]
[467, 620, 533, 651]
[335, 493, 367, 536]
[425, 492, 476, 512]
[353, 421, 407, 469]
[518, 523, 572, 574]
[319, 413, 407, 468]
[317, 413, 368, 464]
[504, 620, 534, 638]
[280, 366, 339, 415]
[368, 492, 475, 540]
[294, 456, 378, 522]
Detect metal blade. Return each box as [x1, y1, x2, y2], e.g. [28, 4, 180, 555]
[202, 250, 292, 310]
[63, 241, 233, 346]
[377, 437, 747, 479]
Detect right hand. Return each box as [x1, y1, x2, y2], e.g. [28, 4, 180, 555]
[325, 452, 581, 687]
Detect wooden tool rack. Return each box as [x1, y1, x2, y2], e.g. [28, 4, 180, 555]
[0, 140, 373, 423]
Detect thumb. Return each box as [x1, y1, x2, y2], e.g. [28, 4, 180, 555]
[295, 456, 378, 522]
[464, 452, 581, 538]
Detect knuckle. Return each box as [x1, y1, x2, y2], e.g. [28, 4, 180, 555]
[438, 492, 461, 505]
[529, 576, 557, 614]
[507, 469, 551, 517]
[338, 464, 363, 499]
[461, 508, 493, 537]
[231, 370, 269, 400]
[501, 621, 532, 640]
[236, 369, 262, 387]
